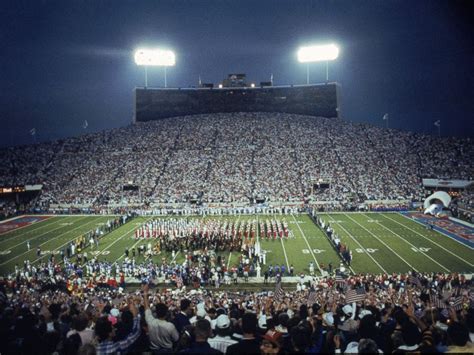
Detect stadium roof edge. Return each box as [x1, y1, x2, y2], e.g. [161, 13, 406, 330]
[134, 82, 340, 91]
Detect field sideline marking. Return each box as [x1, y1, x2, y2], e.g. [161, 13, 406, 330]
[364, 213, 450, 272]
[387, 214, 474, 267]
[291, 214, 322, 275]
[344, 213, 419, 272]
[2, 216, 97, 267]
[326, 214, 387, 274]
[0, 217, 76, 252]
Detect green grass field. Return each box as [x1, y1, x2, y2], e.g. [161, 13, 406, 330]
[0, 213, 472, 276]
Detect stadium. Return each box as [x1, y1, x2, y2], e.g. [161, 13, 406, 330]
[0, 1, 473, 354]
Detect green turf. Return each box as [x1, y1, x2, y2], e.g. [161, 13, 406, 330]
[0, 213, 472, 275]
[318, 212, 473, 274]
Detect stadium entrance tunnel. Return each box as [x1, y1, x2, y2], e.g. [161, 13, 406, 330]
[423, 191, 451, 216]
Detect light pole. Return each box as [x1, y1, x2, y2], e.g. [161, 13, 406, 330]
[164, 67, 167, 88]
[306, 64, 310, 85]
[297, 43, 339, 84]
[134, 48, 176, 88]
[144, 66, 148, 87]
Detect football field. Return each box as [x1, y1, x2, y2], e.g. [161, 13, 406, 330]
[0, 213, 472, 276]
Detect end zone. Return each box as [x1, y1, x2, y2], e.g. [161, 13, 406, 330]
[0, 215, 51, 235]
[403, 212, 474, 249]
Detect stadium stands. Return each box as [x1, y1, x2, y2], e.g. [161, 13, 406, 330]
[0, 113, 473, 354]
[0, 268, 472, 354]
[0, 112, 472, 209]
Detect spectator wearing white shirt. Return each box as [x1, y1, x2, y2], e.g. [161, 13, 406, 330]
[208, 315, 237, 353]
[142, 285, 179, 352]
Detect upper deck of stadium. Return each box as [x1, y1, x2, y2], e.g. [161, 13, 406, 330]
[0, 112, 472, 209]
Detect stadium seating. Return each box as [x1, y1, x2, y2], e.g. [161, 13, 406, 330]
[0, 112, 472, 209]
[0, 270, 472, 354]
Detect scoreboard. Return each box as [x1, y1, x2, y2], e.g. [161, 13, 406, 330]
[0, 185, 42, 194]
[0, 186, 26, 194]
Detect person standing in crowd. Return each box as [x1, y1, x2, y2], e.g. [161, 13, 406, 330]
[142, 284, 179, 352]
[180, 319, 222, 354]
[174, 299, 193, 334]
[260, 330, 283, 355]
[95, 300, 141, 354]
[208, 314, 237, 353]
[226, 313, 261, 355]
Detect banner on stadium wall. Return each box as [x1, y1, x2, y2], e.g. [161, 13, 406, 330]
[422, 179, 473, 189]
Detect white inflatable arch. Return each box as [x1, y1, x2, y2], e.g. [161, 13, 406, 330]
[424, 191, 451, 215]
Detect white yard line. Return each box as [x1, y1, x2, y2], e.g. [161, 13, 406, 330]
[5, 216, 99, 266]
[171, 250, 180, 263]
[399, 213, 474, 251]
[279, 236, 291, 271]
[106, 217, 156, 264]
[367, 213, 450, 272]
[75, 217, 154, 269]
[291, 214, 322, 274]
[326, 213, 386, 274]
[388, 213, 474, 267]
[112, 235, 145, 264]
[0, 217, 76, 251]
[256, 214, 260, 245]
[227, 214, 241, 270]
[227, 252, 232, 269]
[344, 213, 419, 272]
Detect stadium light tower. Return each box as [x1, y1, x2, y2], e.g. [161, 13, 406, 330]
[297, 43, 339, 84]
[134, 48, 176, 88]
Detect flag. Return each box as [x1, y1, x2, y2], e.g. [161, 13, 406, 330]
[434, 120, 440, 127]
[83, 120, 88, 129]
[345, 287, 366, 303]
[382, 113, 389, 121]
[430, 293, 447, 309]
[307, 288, 317, 306]
[451, 296, 463, 311]
[30, 128, 36, 136]
[335, 274, 346, 286]
[274, 281, 285, 302]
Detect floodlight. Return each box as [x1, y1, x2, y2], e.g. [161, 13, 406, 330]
[134, 48, 176, 66]
[297, 44, 339, 63]
[250, 83, 256, 88]
[218, 84, 223, 88]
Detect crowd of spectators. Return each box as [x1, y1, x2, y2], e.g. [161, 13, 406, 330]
[451, 191, 474, 223]
[0, 269, 473, 354]
[0, 113, 472, 208]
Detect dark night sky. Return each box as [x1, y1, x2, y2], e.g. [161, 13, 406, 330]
[1, 0, 473, 147]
